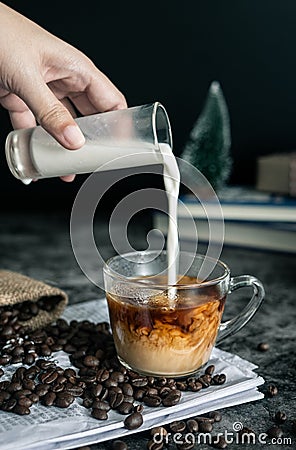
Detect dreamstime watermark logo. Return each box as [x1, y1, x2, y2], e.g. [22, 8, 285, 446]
[152, 422, 293, 446]
[70, 153, 224, 289]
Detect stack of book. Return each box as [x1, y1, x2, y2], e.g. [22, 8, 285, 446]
[154, 186, 296, 253]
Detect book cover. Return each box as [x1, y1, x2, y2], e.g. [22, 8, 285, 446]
[153, 213, 296, 254]
[179, 186, 296, 222]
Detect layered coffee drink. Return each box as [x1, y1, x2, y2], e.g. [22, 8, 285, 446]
[106, 275, 226, 377]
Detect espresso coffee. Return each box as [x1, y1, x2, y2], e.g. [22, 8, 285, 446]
[106, 275, 226, 377]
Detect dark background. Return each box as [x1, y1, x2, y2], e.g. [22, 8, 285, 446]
[1, 0, 296, 212]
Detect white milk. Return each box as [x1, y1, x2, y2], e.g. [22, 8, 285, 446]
[159, 143, 180, 298]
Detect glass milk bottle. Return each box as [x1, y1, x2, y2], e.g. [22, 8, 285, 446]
[5, 103, 172, 184]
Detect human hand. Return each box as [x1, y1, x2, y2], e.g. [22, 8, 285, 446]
[0, 3, 127, 181]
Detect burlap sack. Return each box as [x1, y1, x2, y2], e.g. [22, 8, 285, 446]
[0, 270, 68, 330]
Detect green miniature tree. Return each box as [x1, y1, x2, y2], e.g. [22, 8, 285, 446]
[180, 81, 232, 191]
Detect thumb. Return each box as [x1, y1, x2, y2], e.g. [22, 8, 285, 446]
[22, 79, 85, 149]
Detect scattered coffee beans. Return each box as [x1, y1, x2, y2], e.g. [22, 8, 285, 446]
[0, 299, 229, 448]
[111, 440, 128, 450]
[208, 411, 222, 422]
[212, 435, 228, 449]
[267, 425, 283, 439]
[266, 384, 278, 397]
[274, 410, 287, 423]
[237, 427, 256, 443]
[257, 342, 269, 352]
[123, 411, 143, 430]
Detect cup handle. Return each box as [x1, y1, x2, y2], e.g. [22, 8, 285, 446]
[216, 275, 265, 345]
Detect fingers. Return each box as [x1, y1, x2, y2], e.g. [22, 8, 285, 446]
[60, 174, 76, 182]
[20, 76, 85, 150]
[70, 62, 127, 115]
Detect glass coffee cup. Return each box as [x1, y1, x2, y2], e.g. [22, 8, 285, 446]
[103, 250, 265, 378]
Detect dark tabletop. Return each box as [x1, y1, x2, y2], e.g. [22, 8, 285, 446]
[0, 212, 295, 450]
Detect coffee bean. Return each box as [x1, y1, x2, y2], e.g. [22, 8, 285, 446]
[56, 375, 67, 385]
[35, 384, 50, 397]
[12, 404, 30, 415]
[40, 370, 59, 385]
[83, 355, 100, 368]
[212, 374, 226, 385]
[133, 388, 146, 401]
[100, 387, 109, 401]
[198, 421, 213, 432]
[28, 393, 39, 403]
[257, 342, 269, 352]
[274, 411, 287, 423]
[109, 391, 124, 409]
[7, 382, 23, 393]
[55, 392, 74, 408]
[212, 435, 228, 448]
[0, 355, 11, 365]
[0, 381, 10, 390]
[267, 384, 278, 397]
[123, 395, 134, 404]
[92, 400, 111, 411]
[131, 377, 148, 388]
[42, 392, 56, 406]
[96, 369, 110, 382]
[147, 440, 164, 450]
[65, 385, 84, 397]
[143, 395, 162, 407]
[1, 326, 14, 337]
[162, 390, 181, 406]
[175, 381, 187, 391]
[91, 408, 108, 420]
[158, 386, 171, 398]
[176, 436, 195, 450]
[104, 378, 119, 388]
[110, 371, 125, 383]
[150, 426, 168, 438]
[117, 401, 134, 415]
[208, 411, 222, 422]
[121, 383, 133, 397]
[64, 368, 76, 378]
[199, 374, 212, 388]
[187, 380, 202, 392]
[205, 364, 215, 375]
[186, 419, 199, 432]
[11, 356, 23, 364]
[36, 359, 54, 370]
[39, 344, 52, 357]
[237, 427, 256, 443]
[267, 425, 283, 438]
[25, 366, 40, 379]
[12, 346, 25, 357]
[169, 420, 186, 433]
[146, 387, 159, 397]
[14, 389, 33, 399]
[2, 398, 17, 411]
[51, 383, 65, 393]
[124, 411, 143, 430]
[18, 396, 33, 408]
[111, 440, 128, 450]
[23, 353, 37, 366]
[0, 391, 10, 404]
